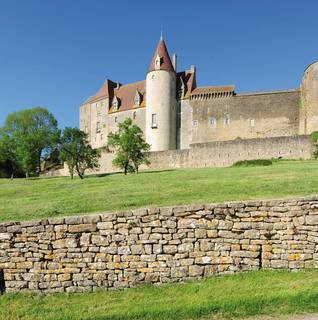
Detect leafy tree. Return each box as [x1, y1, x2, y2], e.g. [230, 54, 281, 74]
[0, 130, 20, 178]
[107, 118, 150, 175]
[59, 127, 101, 179]
[1, 107, 60, 177]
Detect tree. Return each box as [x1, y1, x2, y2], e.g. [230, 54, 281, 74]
[0, 130, 20, 178]
[107, 118, 150, 175]
[1, 107, 60, 177]
[59, 127, 101, 179]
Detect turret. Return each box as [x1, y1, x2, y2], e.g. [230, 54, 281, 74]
[145, 37, 177, 151]
[300, 61, 318, 134]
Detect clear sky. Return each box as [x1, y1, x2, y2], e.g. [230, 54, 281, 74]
[0, 0, 318, 128]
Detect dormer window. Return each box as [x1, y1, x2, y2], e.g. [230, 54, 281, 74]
[112, 96, 119, 111]
[134, 90, 141, 107]
[155, 54, 161, 70]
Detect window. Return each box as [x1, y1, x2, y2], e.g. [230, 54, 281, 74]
[85, 126, 88, 133]
[96, 122, 101, 133]
[208, 117, 216, 127]
[134, 91, 141, 106]
[151, 114, 157, 128]
[155, 54, 161, 70]
[112, 96, 119, 111]
[115, 117, 118, 123]
[224, 116, 230, 126]
[250, 119, 255, 127]
[192, 120, 198, 127]
[133, 111, 137, 119]
[100, 134, 103, 141]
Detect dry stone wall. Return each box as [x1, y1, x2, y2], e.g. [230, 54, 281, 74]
[1, 196, 318, 293]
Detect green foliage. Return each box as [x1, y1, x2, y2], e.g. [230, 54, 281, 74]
[1, 270, 318, 319]
[59, 127, 101, 179]
[107, 118, 150, 175]
[310, 131, 318, 143]
[232, 159, 273, 167]
[310, 131, 318, 159]
[1, 160, 318, 222]
[0, 107, 60, 177]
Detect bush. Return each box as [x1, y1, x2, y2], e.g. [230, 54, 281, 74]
[232, 159, 273, 167]
[311, 131, 318, 143]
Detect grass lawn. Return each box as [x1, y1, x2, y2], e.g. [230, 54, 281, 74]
[1, 270, 318, 320]
[1, 159, 318, 222]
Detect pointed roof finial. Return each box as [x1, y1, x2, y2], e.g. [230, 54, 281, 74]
[160, 25, 163, 40]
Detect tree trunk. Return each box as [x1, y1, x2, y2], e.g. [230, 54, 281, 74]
[38, 150, 42, 176]
[75, 162, 84, 179]
[10, 172, 14, 180]
[124, 164, 128, 175]
[26, 171, 29, 179]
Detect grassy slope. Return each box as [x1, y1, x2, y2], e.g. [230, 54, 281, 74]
[1, 160, 318, 222]
[1, 270, 318, 320]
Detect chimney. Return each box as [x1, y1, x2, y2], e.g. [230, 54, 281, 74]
[172, 53, 177, 71]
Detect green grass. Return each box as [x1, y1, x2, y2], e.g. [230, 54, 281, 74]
[1, 159, 318, 222]
[1, 270, 318, 320]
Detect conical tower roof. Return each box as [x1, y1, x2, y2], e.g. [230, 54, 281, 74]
[148, 37, 175, 72]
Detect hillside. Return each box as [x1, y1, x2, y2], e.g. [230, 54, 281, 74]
[1, 159, 318, 222]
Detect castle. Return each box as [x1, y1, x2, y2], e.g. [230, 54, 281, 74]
[75, 37, 318, 174]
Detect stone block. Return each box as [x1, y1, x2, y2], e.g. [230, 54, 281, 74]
[68, 224, 97, 233]
[163, 245, 178, 254]
[97, 222, 113, 230]
[0, 233, 12, 240]
[189, 265, 204, 277]
[65, 217, 83, 225]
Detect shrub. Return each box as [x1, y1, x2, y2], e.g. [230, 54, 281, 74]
[311, 131, 318, 143]
[232, 159, 273, 167]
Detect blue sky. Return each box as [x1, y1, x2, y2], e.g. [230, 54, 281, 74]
[0, 0, 317, 128]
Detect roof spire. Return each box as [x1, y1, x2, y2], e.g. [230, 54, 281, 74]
[148, 37, 174, 73]
[160, 25, 163, 40]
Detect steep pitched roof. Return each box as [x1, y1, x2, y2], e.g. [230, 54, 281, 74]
[148, 37, 175, 73]
[177, 69, 197, 99]
[110, 81, 146, 112]
[84, 79, 118, 104]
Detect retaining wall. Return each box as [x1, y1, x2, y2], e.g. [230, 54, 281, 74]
[43, 135, 313, 177]
[1, 195, 318, 293]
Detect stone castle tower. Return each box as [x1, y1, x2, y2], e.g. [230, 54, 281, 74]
[300, 61, 318, 135]
[146, 37, 177, 151]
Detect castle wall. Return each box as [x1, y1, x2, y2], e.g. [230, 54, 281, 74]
[189, 90, 301, 145]
[1, 195, 318, 293]
[179, 99, 192, 149]
[44, 135, 313, 177]
[80, 98, 109, 149]
[107, 108, 146, 138]
[147, 135, 312, 170]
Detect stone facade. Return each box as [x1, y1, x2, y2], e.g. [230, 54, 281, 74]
[1, 195, 318, 293]
[79, 36, 318, 158]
